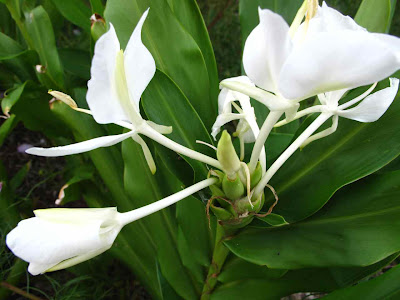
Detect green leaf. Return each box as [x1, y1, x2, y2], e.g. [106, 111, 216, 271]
[212, 254, 399, 299]
[168, 0, 219, 105]
[122, 138, 199, 299]
[255, 213, 289, 227]
[322, 264, 400, 300]
[50, 0, 91, 32]
[105, 0, 216, 129]
[225, 171, 400, 269]
[0, 114, 18, 147]
[24, 5, 64, 89]
[59, 48, 91, 80]
[355, 0, 392, 33]
[1, 82, 27, 116]
[142, 70, 215, 180]
[90, 0, 104, 14]
[10, 161, 31, 191]
[267, 93, 400, 222]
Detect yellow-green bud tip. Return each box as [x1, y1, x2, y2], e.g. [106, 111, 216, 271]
[217, 130, 241, 179]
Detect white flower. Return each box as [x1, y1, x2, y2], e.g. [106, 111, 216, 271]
[221, 2, 400, 111]
[6, 178, 218, 275]
[6, 208, 122, 275]
[26, 9, 168, 173]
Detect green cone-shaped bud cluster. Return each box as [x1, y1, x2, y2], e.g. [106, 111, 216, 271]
[208, 160, 265, 229]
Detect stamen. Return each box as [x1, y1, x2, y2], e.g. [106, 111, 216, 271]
[338, 82, 378, 110]
[196, 140, 217, 151]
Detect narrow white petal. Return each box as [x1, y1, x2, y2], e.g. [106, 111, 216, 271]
[243, 8, 292, 93]
[279, 30, 400, 100]
[337, 78, 399, 122]
[124, 8, 156, 111]
[26, 131, 135, 157]
[34, 207, 118, 223]
[211, 113, 244, 140]
[87, 24, 129, 124]
[218, 76, 254, 114]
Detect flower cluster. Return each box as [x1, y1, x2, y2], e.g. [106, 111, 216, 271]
[6, 1, 400, 275]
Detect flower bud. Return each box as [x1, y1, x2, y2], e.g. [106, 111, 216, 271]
[222, 173, 245, 201]
[217, 131, 241, 179]
[90, 14, 107, 42]
[48, 90, 78, 108]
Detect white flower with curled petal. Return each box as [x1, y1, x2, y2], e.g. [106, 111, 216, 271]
[26, 9, 168, 173]
[6, 177, 217, 275]
[211, 76, 266, 169]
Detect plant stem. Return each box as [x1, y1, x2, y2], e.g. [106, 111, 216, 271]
[141, 125, 222, 170]
[248, 111, 283, 173]
[253, 113, 332, 198]
[201, 223, 237, 299]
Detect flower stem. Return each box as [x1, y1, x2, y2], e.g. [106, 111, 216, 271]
[201, 224, 237, 299]
[141, 125, 222, 170]
[253, 113, 332, 198]
[119, 177, 218, 226]
[248, 111, 283, 174]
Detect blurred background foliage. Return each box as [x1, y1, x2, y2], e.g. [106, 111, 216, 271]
[0, 0, 399, 299]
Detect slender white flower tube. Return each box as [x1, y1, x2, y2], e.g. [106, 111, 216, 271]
[6, 177, 217, 275]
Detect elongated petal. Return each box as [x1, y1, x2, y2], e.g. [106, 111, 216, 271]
[124, 8, 156, 111]
[218, 76, 255, 114]
[26, 131, 136, 157]
[243, 8, 292, 93]
[211, 113, 244, 140]
[87, 24, 129, 124]
[28, 262, 57, 276]
[279, 30, 400, 100]
[337, 78, 399, 122]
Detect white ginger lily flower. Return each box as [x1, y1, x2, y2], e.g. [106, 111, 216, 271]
[219, 1, 400, 173]
[26, 9, 165, 173]
[211, 76, 266, 169]
[300, 78, 399, 147]
[6, 177, 217, 275]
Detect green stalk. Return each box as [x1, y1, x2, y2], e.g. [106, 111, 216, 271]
[201, 224, 237, 299]
[5, 1, 35, 49]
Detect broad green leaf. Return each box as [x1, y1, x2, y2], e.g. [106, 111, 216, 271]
[24, 5, 64, 89]
[0, 114, 18, 146]
[355, 0, 392, 33]
[59, 48, 91, 80]
[267, 94, 400, 222]
[105, 0, 216, 129]
[122, 138, 199, 299]
[322, 264, 400, 300]
[142, 70, 215, 180]
[225, 171, 400, 268]
[50, 0, 91, 32]
[90, 0, 104, 14]
[168, 0, 219, 104]
[212, 254, 399, 299]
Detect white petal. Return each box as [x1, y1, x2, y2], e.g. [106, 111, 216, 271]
[6, 218, 111, 266]
[243, 8, 292, 93]
[324, 89, 348, 108]
[279, 30, 400, 100]
[218, 76, 254, 114]
[26, 131, 136, 157]
[87, 24, 129, 124]
[337, 78, 399, 122]
[372, 33, 400, 60]
[28, 262, 58, 276]
[211, 113, 244, 141]
[124, 8, 156, 111]
[34, 207, 118, 223]
[293, 1, 365, 44]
